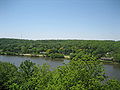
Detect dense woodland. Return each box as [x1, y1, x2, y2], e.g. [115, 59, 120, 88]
[0, 55, 120, 90]
[0, 38, 120, 89]
[0, 38, 120, 62]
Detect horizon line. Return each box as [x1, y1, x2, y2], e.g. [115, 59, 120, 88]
[0, 37, 119, 41]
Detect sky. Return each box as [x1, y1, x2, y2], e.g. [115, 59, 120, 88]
[0, 0, 120, 40]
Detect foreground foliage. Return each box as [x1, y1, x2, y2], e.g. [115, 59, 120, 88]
[0, 55, 120, 90]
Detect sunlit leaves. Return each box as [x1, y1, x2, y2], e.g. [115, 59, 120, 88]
[0, 57, 120, 90]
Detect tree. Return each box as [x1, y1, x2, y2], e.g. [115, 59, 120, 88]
[47, 55, 105, 90]
[0, 58, 120, 90]
[0, 61, 17, 89]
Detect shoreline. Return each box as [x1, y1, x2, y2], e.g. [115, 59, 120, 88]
[0, 53, 70, 59]
[99, 60, 119, 64]
[0, 54, 119, 64]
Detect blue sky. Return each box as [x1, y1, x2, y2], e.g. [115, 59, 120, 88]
[0, 0, 120, 40]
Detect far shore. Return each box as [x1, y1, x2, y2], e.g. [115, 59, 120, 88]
[20, 54, 44, 57]
[0, 53, 70, 59]
[21, 54, 70, 59]
[0, 54, 119, 64]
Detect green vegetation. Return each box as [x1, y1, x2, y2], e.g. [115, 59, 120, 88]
[0, 38, 120, 89]
[0, 54, 120, 90]
[0, 38, 120, 62]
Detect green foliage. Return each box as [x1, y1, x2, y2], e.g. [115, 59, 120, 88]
[0, 56, 120, 90]
[19, 60, 36, 77]
[0, 61, 17, 89]
[1, 38, 120, 62]
[48, 53, 64, 58]
[103, 80, 120, 90]
[48, 55, 105, 90]
[8, 63, 51, 90]
[113, 54, 120, 62]
[0, 38, 120, 89]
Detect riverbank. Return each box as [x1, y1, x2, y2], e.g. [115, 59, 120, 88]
[0, 53, 119, 64]
[0, 53, 70, 59]
[20, 54, 44, 57]
[0, 55, 120, 81]
[100, 60, 119, 64]
[21, 54, 70, 59]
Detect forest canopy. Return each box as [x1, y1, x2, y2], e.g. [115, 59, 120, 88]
[0, 38, 120, 89]
[0, 55, 120, 90]
[0, 38, 120, 62]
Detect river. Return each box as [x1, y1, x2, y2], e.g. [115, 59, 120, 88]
[0, 55, 120, 81]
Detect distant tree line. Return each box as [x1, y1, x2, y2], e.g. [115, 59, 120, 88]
[0, 38, 120, 62]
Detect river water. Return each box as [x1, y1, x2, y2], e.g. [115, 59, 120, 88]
[0, 55, 120, 81]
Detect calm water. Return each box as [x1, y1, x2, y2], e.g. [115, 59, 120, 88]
[0, 55, 69, 69]
[103, 63, 120, 81]
[0, 55, 120, 81]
